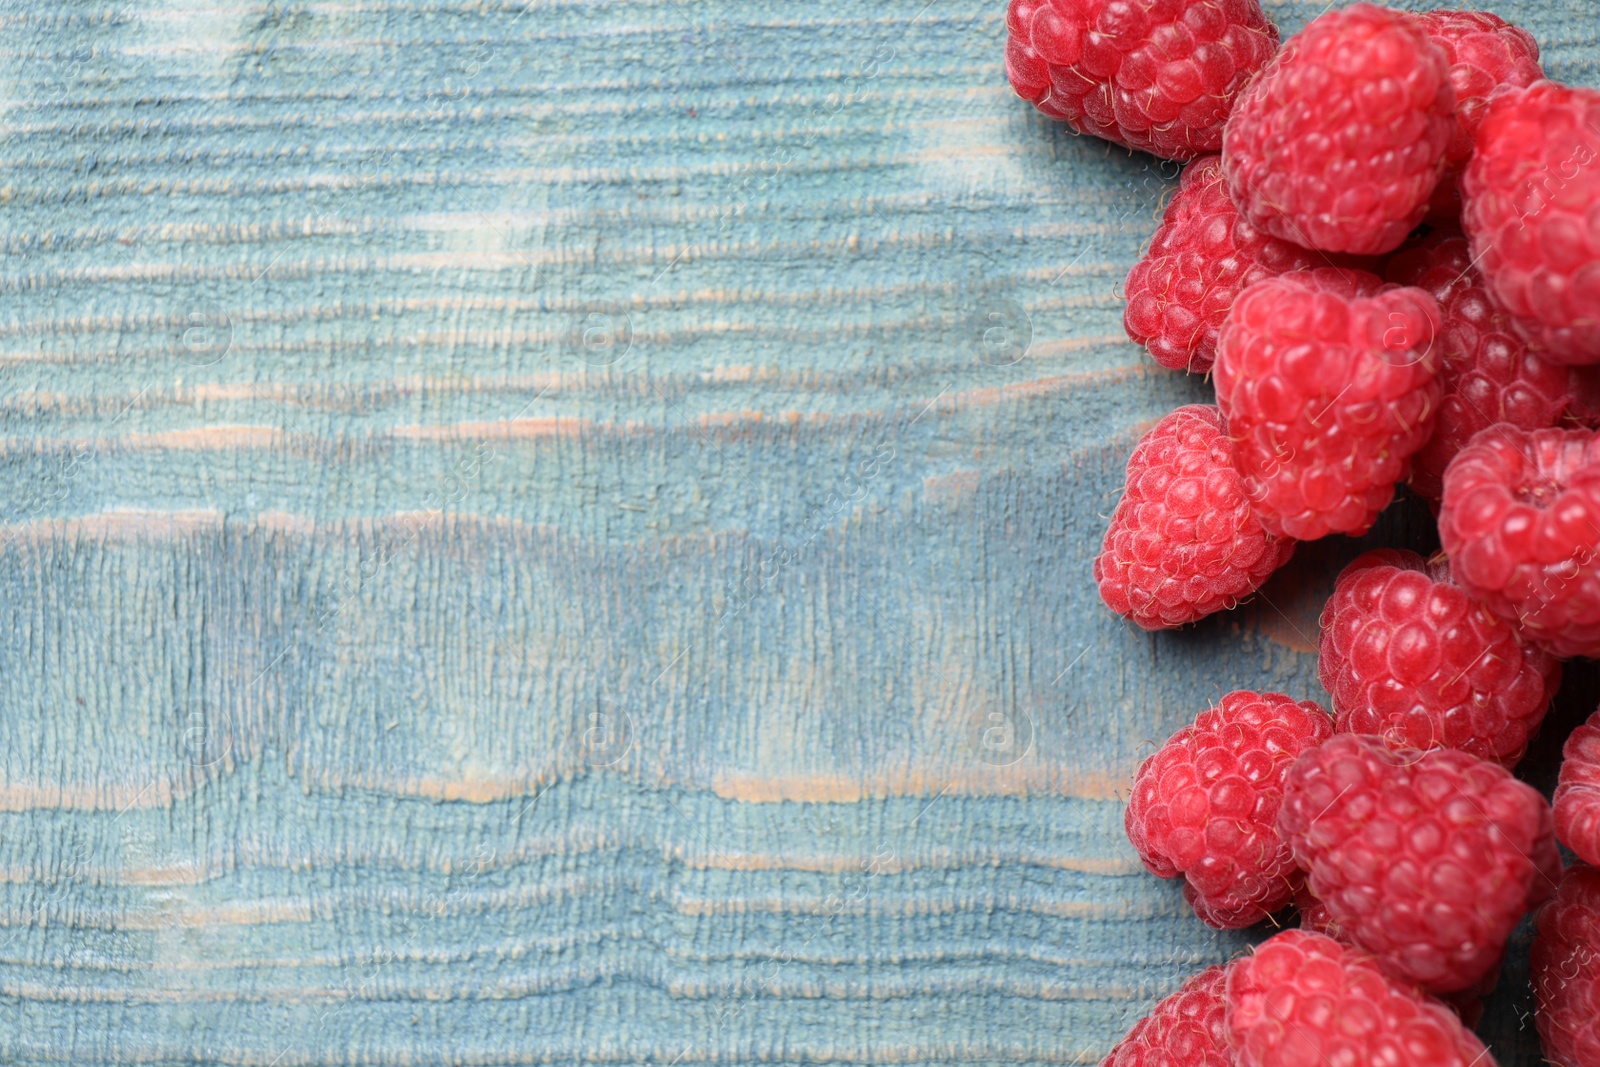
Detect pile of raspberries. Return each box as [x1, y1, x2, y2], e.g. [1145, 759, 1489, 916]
[1007, 0, 1600, 1063]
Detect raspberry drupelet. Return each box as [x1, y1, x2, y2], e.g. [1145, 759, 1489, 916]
[1438, 424, 1600, 659]
[1278, 733, 1559, 994]
[1221, 4, 1457, 255]
[1123, 155, 1321, 374]
[1094, 404, 1294, 629]
[1213, 268, 1442, 541]
[1319, 548, 1560, 767]
[1004, 0, 1279, 161]
[1385, 228, 1573, 501]
[1124, 689, 1332, 928]
[1227, 929, 1495, 1067]
[1098, 964, 1234, 1067]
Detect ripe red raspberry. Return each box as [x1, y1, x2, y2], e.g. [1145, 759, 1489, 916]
[1213, 268, 1442, 540]
[1555, 709, 1600, 867]
[1385, 228, 1574, 499]
[1408, 10, 1544, 223]
[1318, 548, 1561, 767]
[1004, 0, 1279, 161]
[1124, 689, 1332, 928]
[1221, 4, 1456, 255]
[1279, 733, 1560, 994]
[1531, 864, 1600, 1067]
[1123, 155, 1321, 374]
[1226, 929, 1493, 1067]
[1462, 81, 1600, 364]
[1438, 425, 1600, 658]
[1099, 964, 1232, 1067]
[1095, 405, 1295, 629]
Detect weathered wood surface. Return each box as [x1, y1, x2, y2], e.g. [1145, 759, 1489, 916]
[0, 1, 1596, 1063]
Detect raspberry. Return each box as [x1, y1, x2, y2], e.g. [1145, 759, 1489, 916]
[1462, 81, 1600, 364]
[1555, 708, 1600, 867]
[1123, 155, 1321, 374]
[1384, 228, 1574, 500]
[1004, 0, 1279, 161]
[1221, 4, 1456, 255]
[1099, 964, 1232, 1067]
[1226, 929, 1493, 1067]
[1213, 268, 1442, 540]
[1407, 10, 1544, 223]
[1531, 864, 1600, 1067]
[1278, 733, 1560, 994]
[1094, 405, 1295, 629]
[1438, 425, 1600, 658]
[1318, 548, 1561, 767]
[1124, 689, 1332, 928]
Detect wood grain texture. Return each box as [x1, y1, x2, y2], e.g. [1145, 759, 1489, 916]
[0, 1, 1595, 1063]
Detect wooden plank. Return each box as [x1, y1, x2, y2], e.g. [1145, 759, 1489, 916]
[0, 1, 1595, 1063]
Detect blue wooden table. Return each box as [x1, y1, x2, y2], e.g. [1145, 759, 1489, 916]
[1, 1, 1596, 1063]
